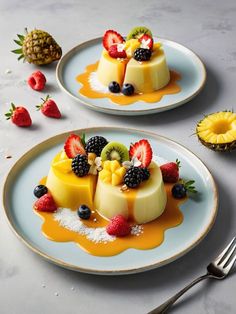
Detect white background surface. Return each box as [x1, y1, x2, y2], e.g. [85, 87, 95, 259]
[0, 0, 236, 313]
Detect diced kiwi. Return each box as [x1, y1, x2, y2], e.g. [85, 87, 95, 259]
[126, 26, 153, 40]
[101, 142, 130, 163]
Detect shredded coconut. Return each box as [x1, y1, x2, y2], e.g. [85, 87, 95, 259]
[54, 208, 143, 243]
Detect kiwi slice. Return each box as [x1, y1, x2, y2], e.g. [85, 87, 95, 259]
[101, 142, 129, 163]
[126, 26, 153, 40]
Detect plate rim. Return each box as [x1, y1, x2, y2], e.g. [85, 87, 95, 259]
[2, 127, 218, 275]
[56, 37, 207, 116]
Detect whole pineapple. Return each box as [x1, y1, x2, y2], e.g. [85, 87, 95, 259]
[12, 28, 62, 65]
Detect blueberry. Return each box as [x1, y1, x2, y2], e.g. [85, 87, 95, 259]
[77, 204, 91, 220]
[108, 81, 120, 93]
[34, 185, 48, 198]
[121, 83, 134, 96]
[171, 183, 187, 199]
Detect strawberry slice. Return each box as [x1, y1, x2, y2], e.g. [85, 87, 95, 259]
[108, 44, 127, 59]
[139, 34, 153, 50]
[64, 134, 86, 158]
[103, 30, 124, 51]
[129, 139, 153, 168]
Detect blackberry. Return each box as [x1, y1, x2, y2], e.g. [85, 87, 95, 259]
[140, 167, 150, 181]
[124, 167, 143, 188]
[85, 136, 108, 156]
[72, 154, 90, 177]
[133, 48, 152, 61]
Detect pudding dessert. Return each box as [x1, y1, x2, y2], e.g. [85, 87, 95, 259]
[33, 132, 196, 256]
[96, 26, 170, 95]
[76, 26, 181, 106]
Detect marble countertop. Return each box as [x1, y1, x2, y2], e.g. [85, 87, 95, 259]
[0, 0, 236, 313]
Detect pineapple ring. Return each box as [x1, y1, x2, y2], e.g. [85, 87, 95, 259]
[196, 111, 236, 151]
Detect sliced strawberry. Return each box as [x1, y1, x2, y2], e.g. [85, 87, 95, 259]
[64, 133, 86, 158]
[139, 34, 153, 50]
[129, 139, 153, 168]
[34, 193, 57, 212]
[160, 161, 180, 183]
[108, 44, 127, 59]
[103, 30, 124, 51]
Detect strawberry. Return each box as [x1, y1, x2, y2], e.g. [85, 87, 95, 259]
[106, 215, 131, 237]
[34, 193, 57, 212]
[160, 160, 180, 183]
[5, 103, 32, 127]
[129, 139, 153, 168]
[36, 95, 61, 119]
[64, 133, 86, 158]
[28, 71, 46, 91]
[139, 34, 153, 50]
[108, 44, 127, 59]
[103, 30, 124, 51]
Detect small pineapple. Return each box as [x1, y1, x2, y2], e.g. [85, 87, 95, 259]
[12, 28, 62, 65]
[196, 111, 236, 152]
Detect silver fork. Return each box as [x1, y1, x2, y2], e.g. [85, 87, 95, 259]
[148, 237, 236, 314]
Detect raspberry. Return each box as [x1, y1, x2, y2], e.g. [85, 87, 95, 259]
[28, 71, 46, 91]
[106, 215, 131, 237]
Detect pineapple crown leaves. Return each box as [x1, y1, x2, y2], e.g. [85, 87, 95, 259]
[11, 28, 29, 61]
[179, 179, 198, 194]
[36, 95, 51, 110]
[5, 103, 16, 120]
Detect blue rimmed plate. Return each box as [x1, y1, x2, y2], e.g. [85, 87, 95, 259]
[3, 127, 218, 275]
[56, 38, 206, 116]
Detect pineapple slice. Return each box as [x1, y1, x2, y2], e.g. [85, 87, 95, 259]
[196, 111, 236, 151]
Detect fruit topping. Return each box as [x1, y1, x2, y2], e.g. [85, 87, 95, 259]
[108, 81, 121, 93]
[64, 134, 86, 158]
[126, 26, 152, 40]
[108, 44, 127, 59]
[52, 159, 72, 173]
[88, 154, 102, 175]
[129, 139, 153, 168]
[124, 166, 143, 188]
[12, 28, 62, 65]
[160, 160, 180, 183]
[34, 193, 57, 212]
[139, 34, 153, 50]
[124, 39, 141, 58]
[99, 160, 126, 186]
[106, 214, 131, 237]
[121, 83, 134, 96]
[101, 141, 130, 163]
[77, 204, 91, 220]
[140, 167, 150, 181]
[72, 154, 90, 177]
[171, 180, 197, 199]
[36, 95, 61, 119]
[33, 185, 48, 198]
[28, 71, 46, 91]
[103, 30, 124, 51]
[196, 111, 236, 152]
[85, 136, 108, 156]
[5, 103, 32, 127]
[133, 47, 152, 61]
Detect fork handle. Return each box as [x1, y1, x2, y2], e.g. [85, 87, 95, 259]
[147, 273, 210, 314]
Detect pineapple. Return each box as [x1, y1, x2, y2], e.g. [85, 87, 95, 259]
[196, 111, 236, 152]
[12, 29, 62, 65]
